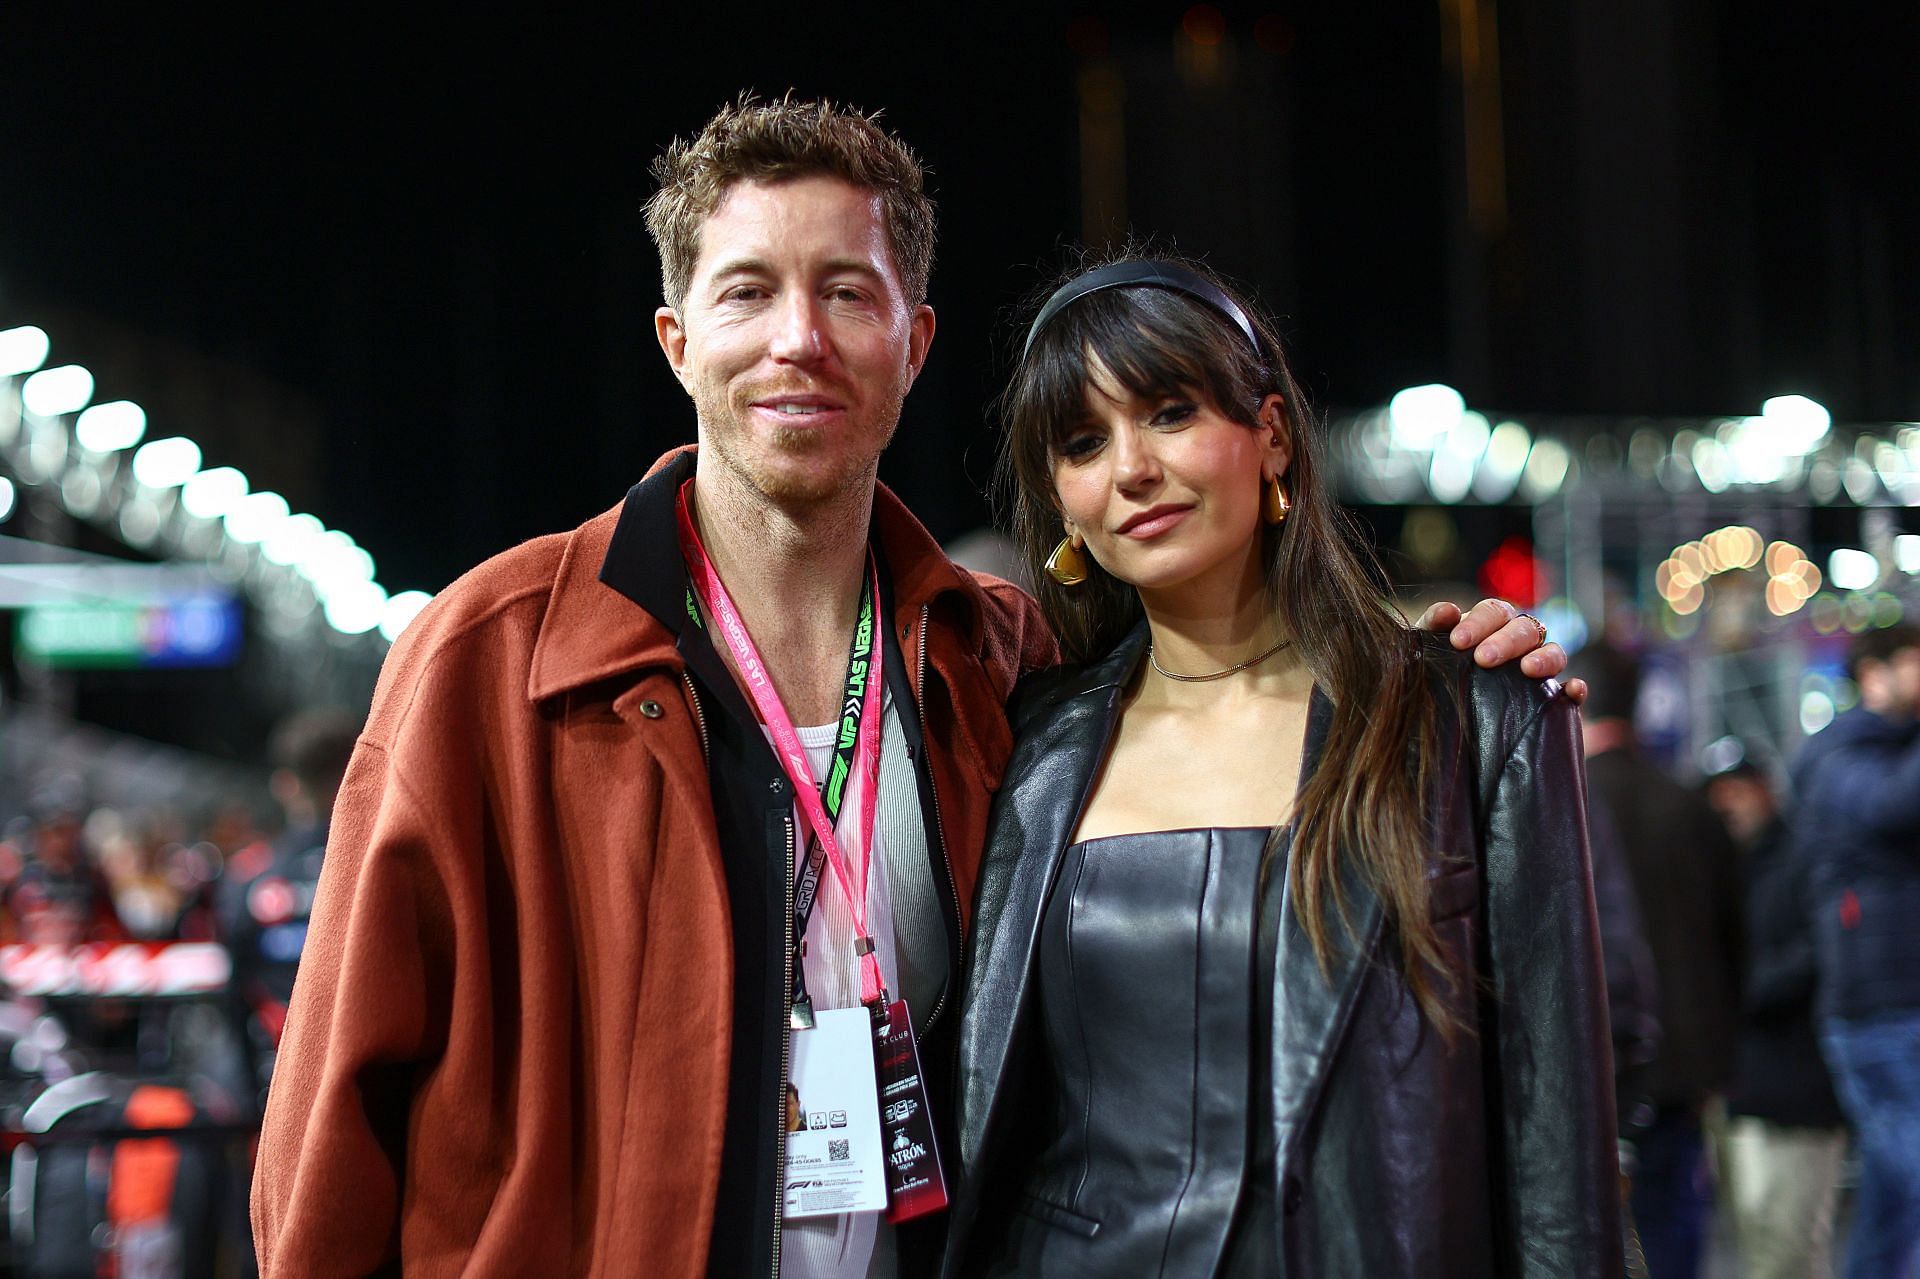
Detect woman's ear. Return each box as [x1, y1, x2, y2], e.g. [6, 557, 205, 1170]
[1258, 394, 1293, 478]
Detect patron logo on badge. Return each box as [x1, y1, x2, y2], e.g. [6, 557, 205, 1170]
[889, 1129, 928, 1168]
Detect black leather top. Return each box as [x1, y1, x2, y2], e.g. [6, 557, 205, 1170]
[944, 628, 1623, 1278]
[983, 826, 1283, 1278]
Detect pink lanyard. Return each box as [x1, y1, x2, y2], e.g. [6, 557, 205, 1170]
[674, 480, 889, 1006]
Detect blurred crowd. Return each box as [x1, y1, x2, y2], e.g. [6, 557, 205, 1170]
[1569, 623, 1920, 1279]
[1, 627, 1918, 1277]
[0, 709, 360, 1276]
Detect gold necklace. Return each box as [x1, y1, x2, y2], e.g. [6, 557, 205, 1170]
[1148, 637, 1293, 683]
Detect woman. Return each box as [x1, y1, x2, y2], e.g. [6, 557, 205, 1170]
[943, 257, 1620, 1277]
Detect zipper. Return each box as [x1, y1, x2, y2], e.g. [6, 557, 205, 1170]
[914, 602, 963, 1041]
[770, 811, 795, 1278]
[680, 672, 711, 760]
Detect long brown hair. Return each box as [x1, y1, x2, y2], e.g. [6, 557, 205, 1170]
[997, 252, 1455, 1029]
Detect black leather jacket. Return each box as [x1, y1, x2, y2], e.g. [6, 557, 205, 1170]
[944, 630, 1621, 1277]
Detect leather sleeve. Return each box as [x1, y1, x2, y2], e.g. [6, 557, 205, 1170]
[250, 733, 458, 1278]
[1480, 689, 1624, 1276]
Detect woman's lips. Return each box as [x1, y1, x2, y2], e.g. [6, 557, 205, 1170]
[1116, 506, 1192, 539]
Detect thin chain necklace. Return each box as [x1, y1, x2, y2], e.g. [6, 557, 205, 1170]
[1148, 636, 1294, 683]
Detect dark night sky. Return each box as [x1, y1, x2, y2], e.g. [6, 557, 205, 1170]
[5, 5, 1916, 597]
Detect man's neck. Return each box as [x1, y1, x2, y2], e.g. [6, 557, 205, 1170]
[689, 460, 876, 726]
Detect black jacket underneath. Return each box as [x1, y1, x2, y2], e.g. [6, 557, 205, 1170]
[596, 458, 963, 1278]
[945, 631, 1621, 1278]
[1585, 747, 1745, 1105]
[1726, 818, 1842, 1127]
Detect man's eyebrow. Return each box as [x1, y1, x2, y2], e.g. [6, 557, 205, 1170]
[707, 257, 772, 282]
[706, 257, 887, 283]
[819, 258, 885, 280]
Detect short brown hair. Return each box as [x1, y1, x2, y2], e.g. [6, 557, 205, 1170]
[644, 92, 937, 309]
[270, 708, 362, 795]
[1848, 622, 1920, 682]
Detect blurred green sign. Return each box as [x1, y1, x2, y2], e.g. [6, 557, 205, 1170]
[16, 597, 242, 668]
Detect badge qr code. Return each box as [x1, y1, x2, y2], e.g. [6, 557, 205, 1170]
[784, 1008, 887, 1217]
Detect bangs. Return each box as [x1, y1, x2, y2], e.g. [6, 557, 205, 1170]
[1014, 288, 1255, 454]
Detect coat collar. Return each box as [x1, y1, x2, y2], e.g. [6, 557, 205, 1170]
[952, 629, 1141, 1179]
[526, 444, 996, 704]
[954, 624, 1382, 1185]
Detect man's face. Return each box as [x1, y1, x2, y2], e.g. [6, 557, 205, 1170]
[1892, 646, 1920, 716]
[1705, 774, 1775, 848]
[1860, 646, 1920, 719]
[656, 175, 936, 510]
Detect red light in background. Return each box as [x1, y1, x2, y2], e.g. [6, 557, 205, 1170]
[1182, 5, 1227, 46]
[1477, 536, 1544, 608]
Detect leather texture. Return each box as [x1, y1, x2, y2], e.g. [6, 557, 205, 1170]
[944, 626, 1623, 1278]
[993, 827, 1271, 1276]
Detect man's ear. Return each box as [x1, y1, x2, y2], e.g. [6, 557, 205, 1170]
[1258, 394, 1293, 478]
[655, 306, 691, 390]
[904, 304, 936, 387]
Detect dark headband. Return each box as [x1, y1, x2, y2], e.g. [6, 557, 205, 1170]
[1021, 260, 1263, 360]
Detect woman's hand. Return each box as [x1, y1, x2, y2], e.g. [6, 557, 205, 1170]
[1414, 599, 1588, 705]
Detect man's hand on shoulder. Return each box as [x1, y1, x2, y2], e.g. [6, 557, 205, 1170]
[1415, 598, 1589, 705]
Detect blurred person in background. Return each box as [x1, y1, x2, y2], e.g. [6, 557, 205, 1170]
[1793, 625, 1920, 1279]
[1, 777, 127, 944]
[1707, 755, 1847, 1279]
[96, 813, 184, 940]
[1585, 794, 1663, 1132]
[217, 709, 362, 1091]
[1569, 643, 1744, 1279]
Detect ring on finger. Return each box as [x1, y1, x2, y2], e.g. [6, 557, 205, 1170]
[1516, 613, 1548, 647]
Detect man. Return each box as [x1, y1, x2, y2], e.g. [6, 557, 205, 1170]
[252, 94, 1570, 1278]
[218, 708, 363, 1103]
[1706, 756, 1846, 1279]
[1793, 625, 1920, 1279]
[1568, 642, 1744, 1279]
[2, 778, 125, 945]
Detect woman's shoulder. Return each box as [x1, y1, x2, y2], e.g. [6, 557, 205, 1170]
[1413, 630, 1574, 754]
[1005, 628, 1146, 739]
[1005, 661, 1086, 736]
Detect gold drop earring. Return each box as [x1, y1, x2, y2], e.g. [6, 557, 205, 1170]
[1263, 476, 1291, 526]
[1045, 528, 1091, 586]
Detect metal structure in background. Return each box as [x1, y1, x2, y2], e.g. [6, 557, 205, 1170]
[1332, 384, 1920, 782]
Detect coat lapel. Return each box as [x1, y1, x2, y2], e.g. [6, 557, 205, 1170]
[953, 628, 1145, 1174]
[1268, 691, 1388, 1173]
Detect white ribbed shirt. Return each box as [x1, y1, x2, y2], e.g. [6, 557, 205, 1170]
[777, 691, 939, 1279]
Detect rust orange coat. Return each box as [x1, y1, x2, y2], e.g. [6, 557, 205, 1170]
[252, 454, 1054, 1277]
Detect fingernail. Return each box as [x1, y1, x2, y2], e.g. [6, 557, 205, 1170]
[1476, 644, 1495, 662]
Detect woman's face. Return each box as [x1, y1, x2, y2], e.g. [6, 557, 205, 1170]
[1051, 358, 1289, 598]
